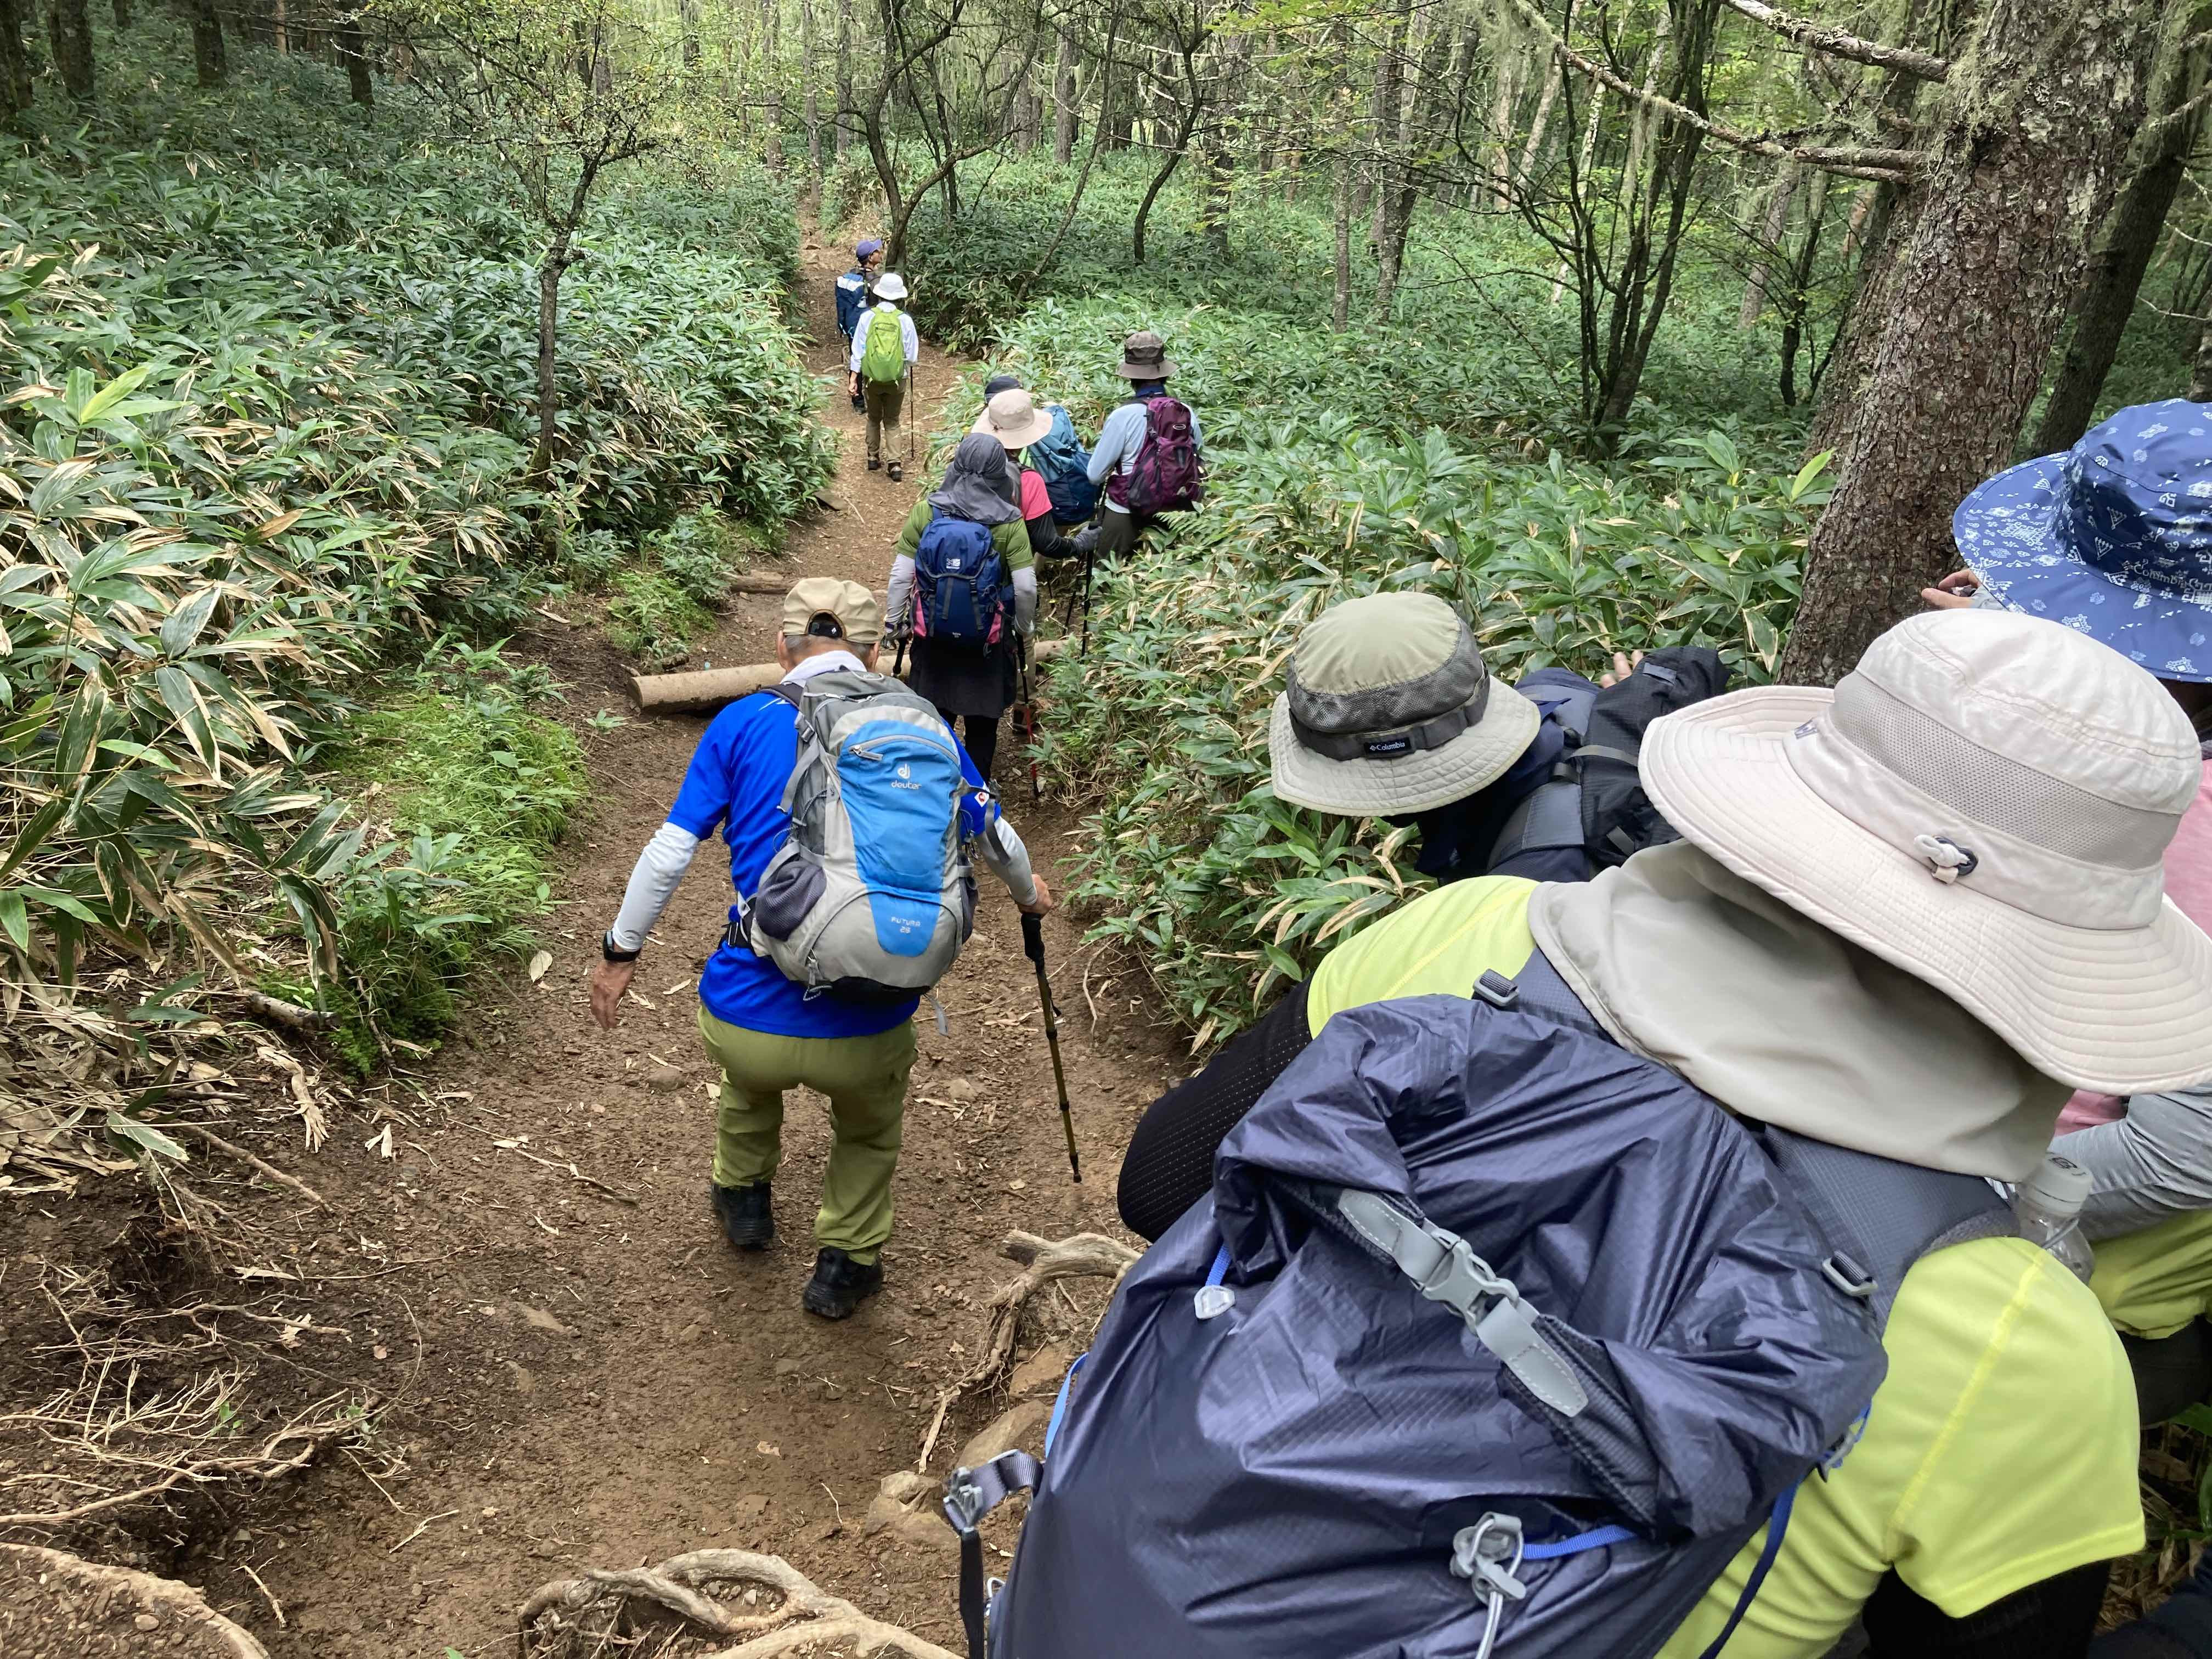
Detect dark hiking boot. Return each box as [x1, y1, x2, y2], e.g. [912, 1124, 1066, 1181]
[887, 461, 904, 483]
[866, 457, 881, 471]
[710, 1181, 774, 1251]
[802, 1247, 883, 1320]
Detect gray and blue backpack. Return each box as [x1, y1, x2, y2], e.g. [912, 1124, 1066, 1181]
[741, 670, 977, 1001]
[944, 957, 2014, 1659]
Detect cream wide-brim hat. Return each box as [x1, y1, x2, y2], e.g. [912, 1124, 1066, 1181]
[972, 388, 1056, 451]
[1640, 642, 2212, 1096]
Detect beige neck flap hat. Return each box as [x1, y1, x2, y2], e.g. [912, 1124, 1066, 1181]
[1638, 607, 2212, 1094]
[1268, 592, 1541, 816]
[781, 576, 883, 647]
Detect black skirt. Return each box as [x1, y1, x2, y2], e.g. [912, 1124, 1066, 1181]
[906, 634, 1018, 719]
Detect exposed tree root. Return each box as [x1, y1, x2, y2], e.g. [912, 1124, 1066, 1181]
[2, 1542, 272, 1657]
[519, 1548, 962, 1659]
[915, 1230, 1138, 1472]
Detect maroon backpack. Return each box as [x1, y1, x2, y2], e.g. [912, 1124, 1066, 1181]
[1108, 394, 1203, 515]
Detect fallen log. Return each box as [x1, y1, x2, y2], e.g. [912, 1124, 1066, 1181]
[632, 637, 1066, 717]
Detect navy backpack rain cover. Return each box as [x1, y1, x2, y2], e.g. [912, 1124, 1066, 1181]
[989, 994, 1889, 1659]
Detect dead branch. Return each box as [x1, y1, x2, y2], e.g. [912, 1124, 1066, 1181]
[173, 1124, 331, 1209]
[520, 1548, 962, 1659]
[1, 1544, 272, 1658]
[1720, 0, 1950, 81]
[230, 990, 333, 1034]
[915, 1231, 1138, 1472]
[1505, 0, 1920, 183]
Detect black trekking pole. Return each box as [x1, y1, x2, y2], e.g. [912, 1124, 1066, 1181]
[1015, 634, 1041, 803]
[1021, 912, 1080, 1183]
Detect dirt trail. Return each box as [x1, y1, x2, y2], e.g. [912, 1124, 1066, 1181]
[184, 235, 1183, 1656]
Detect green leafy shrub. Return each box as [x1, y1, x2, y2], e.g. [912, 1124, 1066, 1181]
[0, 35, 824, 1074]
[313, 646, 585, 1071]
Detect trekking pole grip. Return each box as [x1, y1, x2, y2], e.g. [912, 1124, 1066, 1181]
[1020, 911, 1046, 967]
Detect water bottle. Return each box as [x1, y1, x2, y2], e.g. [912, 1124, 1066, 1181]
[2012, 1153, 2095, 1283]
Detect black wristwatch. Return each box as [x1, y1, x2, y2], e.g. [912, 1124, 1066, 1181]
[601, 930, 641, 964]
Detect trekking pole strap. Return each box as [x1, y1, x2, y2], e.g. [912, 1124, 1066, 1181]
[943, 1449, 1041, 1659]
[1694, 1476, 1801, 1659]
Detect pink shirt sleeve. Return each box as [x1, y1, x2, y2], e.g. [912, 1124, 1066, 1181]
[1019, 468, 1051, 522]
[2058, 755, 2212, 1130]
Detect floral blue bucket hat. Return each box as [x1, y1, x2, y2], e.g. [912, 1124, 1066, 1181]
[1952, 398, 2212, 682]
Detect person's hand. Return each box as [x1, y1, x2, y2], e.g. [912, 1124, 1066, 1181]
[589, 957, 636, 1030]
[1070, 523, 1101, 555]
[847, 373, 860, 397]
[1019, 873, 1057, 917]
[1599, 650, 1644, 689]
[1921, 569, 1979, 610]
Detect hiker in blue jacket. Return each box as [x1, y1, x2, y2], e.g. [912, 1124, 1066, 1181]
[1086, 330, 1203, 561]
[834, 239, 882, 410]
[586, 578, 1054, 1321]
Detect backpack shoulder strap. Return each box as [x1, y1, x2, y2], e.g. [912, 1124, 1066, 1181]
[1750, 1127, 2017, 1333]
[1496, 952, 2017, 1333]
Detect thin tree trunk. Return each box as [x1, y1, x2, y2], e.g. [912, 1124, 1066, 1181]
[834, 0, 854, 156]
[800, 0, 822, 183]
[1782, 0, 2168, 686]
[1514, 0, 1579, 187]
[337, 0, 372, 106]
[680, 0, 699, 74]
[271, 0, 285, 50]
[1367, 0, 1412, 249]
[2032, 32, 2208, 453]
[1615, 7, 1673, 211]
[1053, 29, 1077, 162]
[1377, 13, 1450, 319]
[534, 230, 573, 482]
[1132, 36, 1206, 264]
[1739, 160, 1800, 329]
[0, 0, 32, 119]
[763, 0, 784, 173]
[190, 0, 224, 86]
[1332, 111, 1353, 332]
[48, 0, 93, 99]
[1777, 168, 1830, 406]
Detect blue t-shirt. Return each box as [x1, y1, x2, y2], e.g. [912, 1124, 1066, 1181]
[667, 686, 1000, 1039]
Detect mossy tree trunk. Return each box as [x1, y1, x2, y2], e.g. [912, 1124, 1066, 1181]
[47, 0, 94, 100]
[2031, 32, 2209, 454]
[1781, 0, 2169, 685]
[1, 0, 35, 119]
[191, 0, 227, 86]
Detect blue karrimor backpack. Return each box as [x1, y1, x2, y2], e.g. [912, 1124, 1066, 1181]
[913, 514, 1010, 647]
[1027, 405, 1098, 525]
[946, 958, 2014, 1659]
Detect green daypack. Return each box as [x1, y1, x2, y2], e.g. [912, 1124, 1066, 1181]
[860, 307, 906, 385]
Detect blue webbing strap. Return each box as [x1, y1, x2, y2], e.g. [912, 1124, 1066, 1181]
[1521, 1523, 1638, 1561]
[1204, 1244, 1232, 1287]
[1695, 1477, 1802, 1659]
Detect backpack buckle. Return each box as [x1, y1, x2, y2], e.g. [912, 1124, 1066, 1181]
[1472, 970, 1520, 1010]
[943, 1474, 985, 1538]
[1820, 1252, 1877, 1300]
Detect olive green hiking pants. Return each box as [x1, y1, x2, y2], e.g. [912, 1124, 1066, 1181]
[863, 376, 906, 464]
[696, 1007, 917, 1263]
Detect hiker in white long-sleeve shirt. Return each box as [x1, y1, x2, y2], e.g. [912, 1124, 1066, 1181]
[1085, 329, 1204, 560]
[848, 272, 920, 479]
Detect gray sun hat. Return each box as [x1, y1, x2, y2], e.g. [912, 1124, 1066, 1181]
[1268, 593, 1542, 817]
[1115, 330, 1177, 380]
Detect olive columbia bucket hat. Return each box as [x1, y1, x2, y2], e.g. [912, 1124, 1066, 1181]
[1268, 593, 1542, 816]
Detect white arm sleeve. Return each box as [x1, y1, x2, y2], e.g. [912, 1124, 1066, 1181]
[887, 553, 916, 635]
[608, 822, 701, 951]
[1013, 565, 1037, 634]
[973, 810, 1037, 906]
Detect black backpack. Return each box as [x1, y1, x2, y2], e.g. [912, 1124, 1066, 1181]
[1489, 648, 1731, 878]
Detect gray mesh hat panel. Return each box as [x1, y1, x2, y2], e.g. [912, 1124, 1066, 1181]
[1288, 620, 1491, 737]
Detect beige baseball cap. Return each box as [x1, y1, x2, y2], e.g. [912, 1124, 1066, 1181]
[781, 577, 883, 646]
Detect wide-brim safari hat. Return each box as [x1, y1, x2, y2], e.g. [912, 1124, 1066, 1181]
[1115, 330, 1177, 380]
[972, 386, 1055, 451]
[873, 272, 910, 302]
[1639, 608, 2212, 1096]
[1268, 592, 1541, 817]
[1953, 398, 2212, 682]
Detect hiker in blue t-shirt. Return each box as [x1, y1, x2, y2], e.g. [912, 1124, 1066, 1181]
[588, 578, 1054, 1320]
